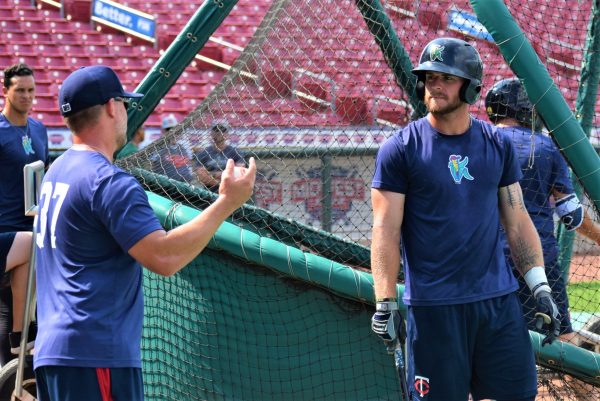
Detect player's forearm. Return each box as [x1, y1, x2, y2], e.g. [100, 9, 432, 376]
[133, 196, 243, 276]
[161, 196, 242, 270]
[506, 219, 544, 276]
[577, 211, 600, 245]
[371, 226, 401, 299]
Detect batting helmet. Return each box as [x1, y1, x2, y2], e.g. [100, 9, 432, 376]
[485, 78, 543, 130]
[412, 37, 483, 104]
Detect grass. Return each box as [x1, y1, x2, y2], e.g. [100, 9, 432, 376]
[567, 280, 600, 312]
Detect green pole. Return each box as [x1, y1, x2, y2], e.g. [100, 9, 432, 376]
[354, 0, 427, 119]
[321, 154, 332, 232]
[471, 0, 600, 214]
[116, 0, 240, 159]
[557, 0, 600, 279]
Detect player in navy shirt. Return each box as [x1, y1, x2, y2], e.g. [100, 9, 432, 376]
[486, 78, 600, 343]
[0, 63, 48, 366]
[194, 120, 246, 193]
[34, 66, 256, 401]
[370, 38, 559, 401]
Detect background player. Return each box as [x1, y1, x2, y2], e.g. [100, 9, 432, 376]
[0, 63, 48, 366]
[485, 77, 600, 343]
[194, 120, 245, 193]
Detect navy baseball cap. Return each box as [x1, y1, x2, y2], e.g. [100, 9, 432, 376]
[58, 65, 143, 117]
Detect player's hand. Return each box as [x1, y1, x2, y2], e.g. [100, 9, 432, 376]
[372, 300, 406, 353]
[219, 157, 256, 207]
[534, 290, 560, 346]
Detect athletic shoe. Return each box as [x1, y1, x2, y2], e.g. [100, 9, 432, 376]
[9, 322, 37, 355]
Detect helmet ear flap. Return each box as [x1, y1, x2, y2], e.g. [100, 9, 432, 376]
[416, 78, 425, 101]
[460, 81, 481, 104]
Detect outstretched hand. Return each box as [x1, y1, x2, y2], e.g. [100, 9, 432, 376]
[219, 157, 256, 208]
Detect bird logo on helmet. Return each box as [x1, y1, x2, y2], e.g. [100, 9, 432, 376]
[429, 45, 445, 62]
[412, 37, 483, 104]
[485, 78, 544, 131]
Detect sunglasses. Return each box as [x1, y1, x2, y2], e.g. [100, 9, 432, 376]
[113, 97, 130, 111]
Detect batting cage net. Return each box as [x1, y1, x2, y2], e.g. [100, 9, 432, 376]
[115, 0, 600, 399]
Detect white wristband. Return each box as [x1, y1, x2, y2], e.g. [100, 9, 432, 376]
[523, 266, 551, 297]
[376, 301, 398, 312]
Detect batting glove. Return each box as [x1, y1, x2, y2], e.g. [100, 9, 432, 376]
[372, 299, 406, 350]
[524, 266, 560, 346]
[534, 289, 560, 346]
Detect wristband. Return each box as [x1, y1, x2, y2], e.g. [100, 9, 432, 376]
[523, 266, 551, 297]
[376, 300, 398, 312]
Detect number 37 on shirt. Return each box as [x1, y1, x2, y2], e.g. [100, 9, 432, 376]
[36, 182, 70, 249]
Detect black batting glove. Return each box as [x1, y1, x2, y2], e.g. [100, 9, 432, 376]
[534, 289, 560, 346]
[372, 299, 406, 353]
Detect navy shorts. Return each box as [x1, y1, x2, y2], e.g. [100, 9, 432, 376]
[514, 258, 573, 334]
[406, 293, 537, 401]
[0, 232, 16, 272]
[35, 366, 144, 401]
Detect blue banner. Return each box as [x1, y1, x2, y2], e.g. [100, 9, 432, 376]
[91, 0, 155, 42]
[447, 8, 493, 43]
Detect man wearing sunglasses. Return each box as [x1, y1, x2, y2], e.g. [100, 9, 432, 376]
[33, 65, 256, 401]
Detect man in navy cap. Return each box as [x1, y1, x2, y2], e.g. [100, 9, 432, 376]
[33, 66, 256, 401]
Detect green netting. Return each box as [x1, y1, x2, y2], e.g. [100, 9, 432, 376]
[142, 249, 400, 401]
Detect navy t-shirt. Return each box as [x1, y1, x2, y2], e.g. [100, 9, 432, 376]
[0, 115, 48, 231]
[499, 126, 573, 264]
[372, 117, 522, 306]
[34, 149, 163, 369]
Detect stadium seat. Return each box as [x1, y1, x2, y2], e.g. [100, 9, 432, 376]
[0, 19, 22, 32]
[158, 98, 184, 112]
[30, 32, 54, 44]
[82, 44, 111, 56]
[64, 0, 92, 22]
[260, 69, 293, 98]
[48, 69, 71, 83]
[335, 95, 371, 125]
[16, 8, 38, 20]
[195, 45, 223, 71]
[54, 32, 80, 44]
[10, 44, 36, 56]
[0, 7, 13, 18]
[5, 32, 30, 44]
[34, 112, 64, 127]
[34, 96, 57, 112]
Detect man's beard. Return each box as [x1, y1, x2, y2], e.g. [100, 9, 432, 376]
[426, 95, 464, 117]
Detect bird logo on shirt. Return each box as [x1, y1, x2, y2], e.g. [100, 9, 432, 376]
[448, 154, 474, 184]
[22, 135, 35, 155]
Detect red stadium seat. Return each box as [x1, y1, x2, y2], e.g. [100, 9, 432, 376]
[54, 32, 80, 44]
[33, 96, 57, 111]
[34, 112, 64, 127]
[48, 69, 71, 83]
[4, 32, 30, 44]
[16, 8, 39, 20]
[0, 19, 22, 32]
[64, 0, 92, 22]
[0, 7, 13, 18]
